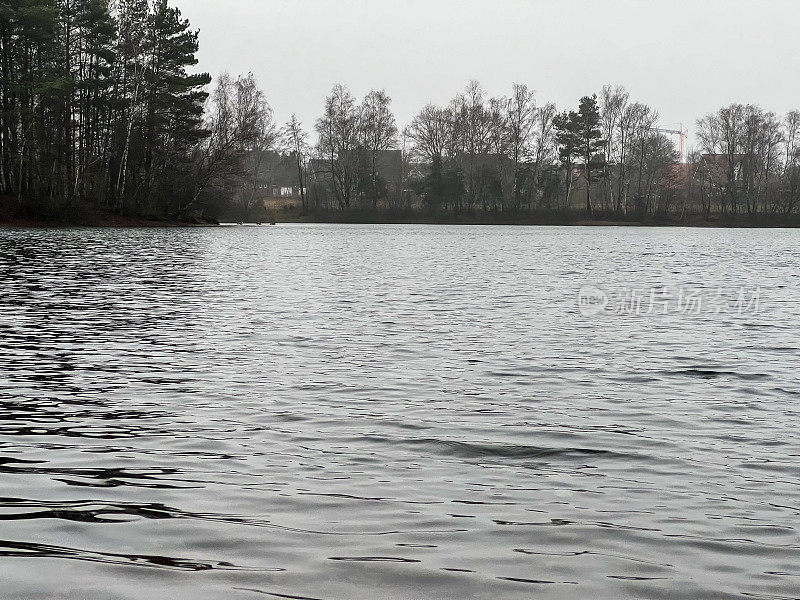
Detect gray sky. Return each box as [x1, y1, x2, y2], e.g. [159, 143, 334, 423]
[176, 0, 800, 149]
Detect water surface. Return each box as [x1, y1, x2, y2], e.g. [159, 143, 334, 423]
[1, 225, 799, 599]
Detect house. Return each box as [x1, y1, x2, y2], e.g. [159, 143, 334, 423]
[246, 151, 304, 200]
[696, 153, 756, 187]
[308, 149, 405, 193]
[656, 162, 692, 191]
[364, 149, 404, 192]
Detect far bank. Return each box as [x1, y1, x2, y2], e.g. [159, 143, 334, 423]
[4, 195, 800, 229]
[262, 207, 800, 229]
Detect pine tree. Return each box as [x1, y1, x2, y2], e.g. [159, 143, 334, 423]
[75, 0, 116, 201]
[1, 0, 212, 219]
[112, 0, 149, 210]
[554, 95, 605, 215]
[554, 110, 578, 208]
[140, 0, 209, 214]
[574, 95, 605, 215]
[3, 0, 61, 202]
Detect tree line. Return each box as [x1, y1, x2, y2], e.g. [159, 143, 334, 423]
[0, 0, 214, 218]
[301, 82, 800, 222]
[0, 0, 280, 221]
[3, 2, 799, 223]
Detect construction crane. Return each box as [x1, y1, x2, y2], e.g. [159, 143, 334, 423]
[650, 125, 689, 163]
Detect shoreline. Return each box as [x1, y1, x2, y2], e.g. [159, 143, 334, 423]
[4, 215, 800, 229]
[0, 195, 221, 228]
[263, 210, 800, 229]
[0, 216, 218, 228]
[0, 202, 220, 228]
[3, 197, 799, 229]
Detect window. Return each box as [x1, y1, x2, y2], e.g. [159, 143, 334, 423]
[281, 187, 293, 197]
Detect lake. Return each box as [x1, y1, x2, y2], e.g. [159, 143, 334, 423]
[1, 224, 799, 599]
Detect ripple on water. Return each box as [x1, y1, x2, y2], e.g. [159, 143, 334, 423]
[1, 225, 800, 600]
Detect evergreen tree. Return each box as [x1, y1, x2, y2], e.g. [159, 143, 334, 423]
[75, 0, 116, 201]
[554, 95, 605, 215]
[0, 0, 211, 218]
[140, 0, 209, 214]
[575, 95, 605, 215]
[112, 0, 148, 209]
[554, 109, 579, 208]
[0, 0, 61, 200]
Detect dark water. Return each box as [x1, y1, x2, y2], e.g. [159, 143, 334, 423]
[1, 224, 799, 600]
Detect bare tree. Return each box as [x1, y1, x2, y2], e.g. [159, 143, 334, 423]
[697, 104, 747, 214]
[697, 104, 788, 216]
[530, 102, 558, 208]
[487, 94, 511, 210]
[284, 114, 310, 213]
[620, 102, 658, 214]
[453, 81, 493, 210]
[358, 89, 398, 208]
[783, 111, 800, 214]
[630, 105, 660, 215]
[315, 84, 359, 209]
[407, 104, 451, 163]
[505, 84, 537, 210]
[406, 103, 460, 212]
[192, 72, 277, 218]
[600, 85, 630, 212]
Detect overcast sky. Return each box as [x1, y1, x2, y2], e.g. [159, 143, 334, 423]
[175, 0, 800, 148]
